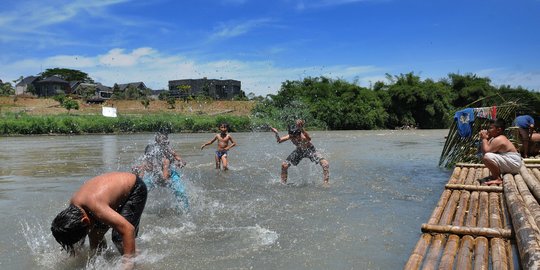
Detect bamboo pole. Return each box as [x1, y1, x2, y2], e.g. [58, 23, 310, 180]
[456, 163, 484, 168]
[514, 174, 540, 229]
[523, 164, 540, 168]
[440, 190, 462, 225]
[445, 184, 503, 192]
[448, 166, 463, 185]
[488, 192, 509, 269]
[524, 167, 540, 201]
[452, 191, 470, 226]
[503, 174, 540, 269]
[477, 192, 489, 228]
[423, 234, 446, 270]
[439, 235, 459, 270]
[421, 224, 512, 239]
[455, 235, 474, 270]
[458, 167, 470, 185]
[427, 190, 452, 225]
[465, 167, 479, 185]
[474, 237, 489, 270]
[404, 233, 432, 270]
[466, 192, 480, 227]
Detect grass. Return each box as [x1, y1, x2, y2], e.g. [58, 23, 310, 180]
[0, 97, 265, 135]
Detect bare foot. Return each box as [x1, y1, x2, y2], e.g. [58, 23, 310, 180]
[478, 176, 493, 184]
[484, 179, 503, 185]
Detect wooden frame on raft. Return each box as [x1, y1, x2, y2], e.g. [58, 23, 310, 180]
[404, 164, 515, 269]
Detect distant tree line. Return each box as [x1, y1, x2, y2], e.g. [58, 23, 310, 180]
[252, 72, 540, 129]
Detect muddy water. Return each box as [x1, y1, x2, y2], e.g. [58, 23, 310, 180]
[0, 130, 450, 269]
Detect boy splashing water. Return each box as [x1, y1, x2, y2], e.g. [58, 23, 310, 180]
[133, 132, 189, 209]
[201, 123, 237, 170]
[270, 119, 330, 185]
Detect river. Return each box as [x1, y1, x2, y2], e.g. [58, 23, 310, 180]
[0, 130, 451, 269]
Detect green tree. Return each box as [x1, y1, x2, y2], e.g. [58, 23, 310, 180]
[167, 96, 176, 109]
[77, 85, 96, 100]
[448, 73, 495, 108]
[177, 85, 191, 102]
[385, 73, 455, 128]
[0, 82, 15, 96]
[63, 98, 79, 113]
[141, 98, 151, 109]
[112, 83, 124, 100]
[40, 68, 94, 82]
[125, 85, 141, 100]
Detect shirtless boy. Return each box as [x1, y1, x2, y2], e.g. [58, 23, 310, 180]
[270, 119, 329, 184]
[51, 172, 147, 269]
[479, 119, 523, 185]
[201, 123, 237, 170]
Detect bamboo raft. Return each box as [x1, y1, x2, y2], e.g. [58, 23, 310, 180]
[405, 163, 540, 269]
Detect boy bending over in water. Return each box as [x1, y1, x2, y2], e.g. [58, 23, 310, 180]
[51, 172, 147, 270]
[201, 123, 237, 170]
[270, 119, 329, 184]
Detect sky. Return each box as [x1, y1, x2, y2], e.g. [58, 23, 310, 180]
[0, 0, 539, 96]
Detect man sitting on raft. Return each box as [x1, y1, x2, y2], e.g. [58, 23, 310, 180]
[479, 119, 523, 185]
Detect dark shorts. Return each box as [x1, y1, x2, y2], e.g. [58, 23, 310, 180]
[93, 176, 148, 249]
[216, 150, 228, 159]
[286, 146, 324, 166]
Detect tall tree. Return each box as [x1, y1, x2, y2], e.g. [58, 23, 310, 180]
[40, 68, 94, 83]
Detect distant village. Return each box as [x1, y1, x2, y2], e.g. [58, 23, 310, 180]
[10, 74, 246, 102]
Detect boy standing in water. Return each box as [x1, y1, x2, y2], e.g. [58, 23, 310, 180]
[270, 119, 330, 184]
[51, 172, 147, 270]
[201, 123, 237, 170]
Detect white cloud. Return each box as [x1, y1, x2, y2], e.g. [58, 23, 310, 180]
[0, 47, 384, 96]
[98, 48, 158, 67]
[293, 0, 374, 10]
[0, 0, 131, 44]
[210, 18, 273, 40]
[477, 68, 540, 91]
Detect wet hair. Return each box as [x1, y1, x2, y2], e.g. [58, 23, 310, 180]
[219, 123, 229, 130]
[50, 204, 89, 254]
[288, 124, 301, 136]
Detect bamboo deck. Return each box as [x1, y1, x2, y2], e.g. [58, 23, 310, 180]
[405, 163, 540, 270]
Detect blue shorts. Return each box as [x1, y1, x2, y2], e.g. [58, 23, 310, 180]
[216, 150, 228, 159]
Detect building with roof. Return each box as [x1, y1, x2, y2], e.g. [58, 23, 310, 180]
[168, 78, 242, 100]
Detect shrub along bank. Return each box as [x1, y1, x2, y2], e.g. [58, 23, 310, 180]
[0, 112, 274, 135]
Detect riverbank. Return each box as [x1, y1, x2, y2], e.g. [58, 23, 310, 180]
[0, 97, 271, 135]
[0, 113, 277, 135]
[0, 96, 255, 116]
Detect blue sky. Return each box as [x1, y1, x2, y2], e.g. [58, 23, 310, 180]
[0, 0, 539, 96]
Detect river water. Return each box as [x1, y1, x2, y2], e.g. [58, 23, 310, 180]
[0, 130, 451, 269]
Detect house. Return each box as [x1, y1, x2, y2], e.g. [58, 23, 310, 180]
[34, 76, 71, 97]
[117, 82, 148, 91]
[168, 78, 242, 100]
[17, 75, 70, 96]
[72, 82, 113, 103]
[15, 76, 39, 95]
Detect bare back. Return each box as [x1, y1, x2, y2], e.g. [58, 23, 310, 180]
[71, 172, 136, 214]
[487, 135, 518, 153]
